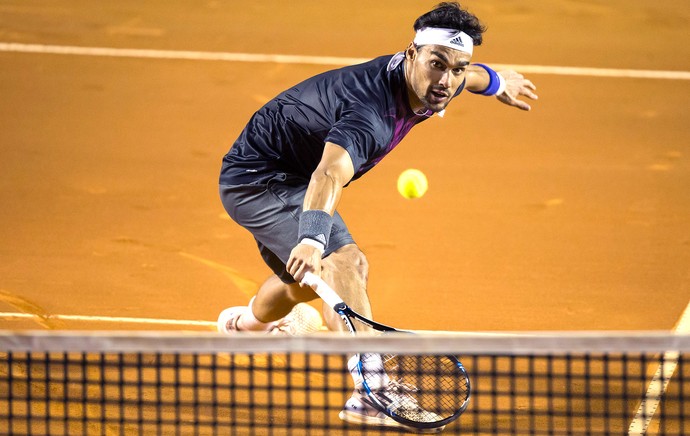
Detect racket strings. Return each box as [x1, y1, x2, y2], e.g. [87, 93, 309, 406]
[381, 354, 468, 422]
[368, 377, 443, 423]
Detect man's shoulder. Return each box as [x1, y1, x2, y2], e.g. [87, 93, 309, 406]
[351, 54, 396, 69]
[337, 54, 400, 101]
[313, 54, 395, 80]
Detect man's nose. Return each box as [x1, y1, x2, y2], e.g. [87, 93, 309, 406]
[438, 70, 451, 88]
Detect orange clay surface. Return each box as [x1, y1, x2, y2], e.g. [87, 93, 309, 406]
[1, 0, 689, 333]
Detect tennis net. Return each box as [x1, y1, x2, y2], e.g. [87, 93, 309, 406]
[1, 331, 688, 435]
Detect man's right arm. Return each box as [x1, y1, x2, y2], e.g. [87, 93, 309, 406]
[286, 142, 355, 282]
[303, 142, 355, 215]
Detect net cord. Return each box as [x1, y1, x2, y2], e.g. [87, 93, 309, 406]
[1, 331, 690, 354]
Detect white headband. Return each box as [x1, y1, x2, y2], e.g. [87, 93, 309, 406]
[413, 27, 473, 56]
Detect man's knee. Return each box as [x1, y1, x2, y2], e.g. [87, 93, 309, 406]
[349, 247, 369, 279]
[324, 244, 369, 282]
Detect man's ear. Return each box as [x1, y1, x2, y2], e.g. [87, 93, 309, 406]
[406, 44, 417, 61]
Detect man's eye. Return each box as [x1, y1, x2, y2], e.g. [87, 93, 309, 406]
[431, 61, 444, 69]
[452, 68, 465, 75]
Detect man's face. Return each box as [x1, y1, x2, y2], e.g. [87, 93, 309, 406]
[404, 44, 471, 113]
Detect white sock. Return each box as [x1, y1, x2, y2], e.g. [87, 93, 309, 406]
[348, 353, 389, 391]
[236, 297, 274, 331]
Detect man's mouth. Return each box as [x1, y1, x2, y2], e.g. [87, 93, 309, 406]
[428, 89, 449, 104]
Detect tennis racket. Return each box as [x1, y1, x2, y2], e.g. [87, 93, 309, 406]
[302, 272, 471, 431]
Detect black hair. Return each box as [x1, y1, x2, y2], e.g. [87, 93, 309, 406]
[413, 2, 485, 46]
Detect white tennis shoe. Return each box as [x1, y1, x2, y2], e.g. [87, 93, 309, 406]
[217, 303, 323, 335]
[340, 389, 400, 427]
[216, 306, 246, 333]
[340, 389, 445, 434]
[344, 355, 444, 433]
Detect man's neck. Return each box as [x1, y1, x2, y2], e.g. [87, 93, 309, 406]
[403, 58, 425, 114]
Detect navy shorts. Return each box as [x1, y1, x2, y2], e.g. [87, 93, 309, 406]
[219, 173, 355, 284]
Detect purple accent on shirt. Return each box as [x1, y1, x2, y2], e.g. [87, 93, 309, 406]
[364, 94, 430, 170]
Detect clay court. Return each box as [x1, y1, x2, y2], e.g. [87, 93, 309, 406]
[1, 0, 689, 335]
[1, 1, 690, 434]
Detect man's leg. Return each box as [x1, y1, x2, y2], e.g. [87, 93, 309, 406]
[317, 244, 404, 427]
[218, 181, 368, 332]
[219, 275, 320, 333]
[248, 243, 371, 332]
[319, 244, 372, 333]
[249, 274, 316, 324]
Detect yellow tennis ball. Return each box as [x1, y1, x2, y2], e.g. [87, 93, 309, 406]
[397, 169, 428, 199]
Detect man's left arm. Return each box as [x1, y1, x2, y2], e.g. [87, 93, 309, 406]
[465, 64, 539, 111]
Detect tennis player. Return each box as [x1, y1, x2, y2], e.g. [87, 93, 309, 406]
[217, 2, 537, 429]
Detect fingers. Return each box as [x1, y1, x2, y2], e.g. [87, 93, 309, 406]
[287, 261, 306, 283]
[506, 95, 532, 111]
[496, 75, 538, 111]
[521, 80, 539, 101]
[287, 258, 312, 284]
[511, 90, 537, 110]
[508, 78, 538, 100]
[523, 90, 539, 101]
[497, 93, 532, 111]
[512, 99, 532, 111]
[498, 70, 538, 109]
[523, 79, 537, 91]
[287, 245, 322, 284]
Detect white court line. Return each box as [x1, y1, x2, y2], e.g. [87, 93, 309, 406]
[0, 312, 216, 328]
[0, 312, 516, 336]
[628, 299, 690, 435]
[1, 42, 690, 80]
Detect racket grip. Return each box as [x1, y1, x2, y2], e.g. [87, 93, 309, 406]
[302, 272, 345, 309]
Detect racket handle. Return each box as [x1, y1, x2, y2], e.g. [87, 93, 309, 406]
[301, 272, 345, 309]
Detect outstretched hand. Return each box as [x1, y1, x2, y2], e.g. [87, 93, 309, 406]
[497, 70, 538, 111]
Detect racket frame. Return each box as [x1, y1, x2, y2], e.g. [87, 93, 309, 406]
[302, 272, 471, 429]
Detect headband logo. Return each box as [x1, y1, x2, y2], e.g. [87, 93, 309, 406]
[413, 27, 473, 55]
[449, 34, 465, 47]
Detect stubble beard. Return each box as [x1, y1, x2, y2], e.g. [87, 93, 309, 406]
[419, 90, 449, 113]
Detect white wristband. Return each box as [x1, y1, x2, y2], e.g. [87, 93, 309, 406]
[496, 73, 507, 96]
[299, 238, 325, 255]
